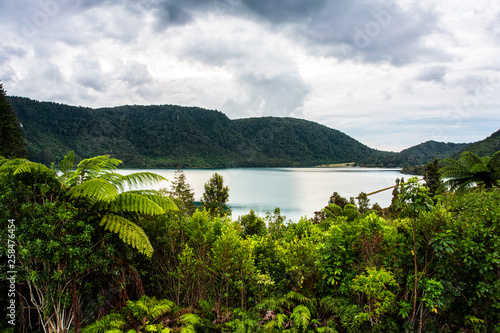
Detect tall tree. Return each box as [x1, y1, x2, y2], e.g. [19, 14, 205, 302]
[423, 158, 442, 197]
[0, 83, 28, 158]
[440, 150, 500, 192]
[168, 167, 196, 214]
[201, 172, 231, 216]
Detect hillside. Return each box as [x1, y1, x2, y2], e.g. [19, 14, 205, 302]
[454, 129, 500, 158]
[9, 96, 379, 167]
[400, 140, 470, 163]
[358, 140, 471, 168]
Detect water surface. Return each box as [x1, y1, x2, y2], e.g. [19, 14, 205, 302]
[118, 168, 403, 222]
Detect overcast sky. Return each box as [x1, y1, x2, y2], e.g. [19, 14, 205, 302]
[1, 0, 499, 151]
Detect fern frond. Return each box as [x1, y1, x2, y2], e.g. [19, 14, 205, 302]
[0, 158, 26, 173]
[180, 313, 201, 327]
[285, 291, 309, 305]
[459, 151, 482, 170]
[275, 313, 288, 330]
[121, 172, 167, 189]
[291, 305, 311, 331]
[439, 158, 466, 173]
[82, 312, 126, 333]
[110, 192, 165, 215]
[486, 150, 500, 170]
[75, 155, 122, 181]
[148, 299, 175, 321]
[439, 167, 469, 179]
[101, 214, 153, 257]
[319, 296, 343, 313]
[139, 192, 178, 212]
[68, 179, 119, 202]
[257, 298, 279, 312]
[470, 164, 489, 174]
[95, 171, 125, 190]
[13, 160, 55, 176]
[126, 298, 148, 320]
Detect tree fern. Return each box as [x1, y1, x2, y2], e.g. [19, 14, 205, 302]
[285, 291, 313, 309]
[440, 150, 500, 191]
[8, 152, 178, 257]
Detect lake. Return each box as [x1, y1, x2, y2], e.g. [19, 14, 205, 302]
[118, 167, 404, 222]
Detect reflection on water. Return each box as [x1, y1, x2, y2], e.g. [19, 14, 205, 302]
[118, 168, 403, 222]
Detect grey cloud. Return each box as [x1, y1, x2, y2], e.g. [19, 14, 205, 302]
[0, 45, 27, 65]
[179, 33, 249, 67]
[452, 75, 497, 96]
[146, 0, 238, 31]
[241, 0, 327, 23]
[153, 2, 193, 30]
[416, 66, 447, 82]
[74, 58, 106, 92]
[118, 61, 154, 87]
[301, 1, 445, 65]
[228, 72, 311, 117]
[218, 0, 446, 66]
[43, 62, 64, 84]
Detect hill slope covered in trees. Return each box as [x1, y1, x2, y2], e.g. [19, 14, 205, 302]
[454, 129, 500, 158]
[9, 96, 379, 167]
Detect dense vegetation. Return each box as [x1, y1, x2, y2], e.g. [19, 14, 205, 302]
[9, 97, 377, 168]
[1, 150, 499, 333]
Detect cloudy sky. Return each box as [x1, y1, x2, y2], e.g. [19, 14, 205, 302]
[1, 0, 499, 151]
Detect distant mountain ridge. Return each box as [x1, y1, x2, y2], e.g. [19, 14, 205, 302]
[8, 96, 497, 168]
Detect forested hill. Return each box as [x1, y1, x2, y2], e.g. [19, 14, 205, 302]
[453, 129, 500, 158]
[9, 96, 379, 167]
